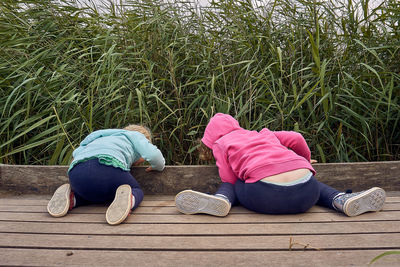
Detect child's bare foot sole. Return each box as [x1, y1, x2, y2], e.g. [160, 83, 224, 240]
[343, 187, 386, 216]
[47, 184, 71, 217]
[106, 184, 132, 225]
[175, 190, 230, 217]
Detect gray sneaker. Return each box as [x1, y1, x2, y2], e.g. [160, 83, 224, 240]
[333, 187, 386, 216]
[175, 190, 231, 217]
[106, 184, 133, 225]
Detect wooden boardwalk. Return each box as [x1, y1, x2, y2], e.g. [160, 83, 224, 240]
[1, 193, 400, 266]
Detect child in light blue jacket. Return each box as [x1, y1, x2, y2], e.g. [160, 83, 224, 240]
[47, 125, 165, 225]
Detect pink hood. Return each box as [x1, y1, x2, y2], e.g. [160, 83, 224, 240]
[201, 113, 241, 148]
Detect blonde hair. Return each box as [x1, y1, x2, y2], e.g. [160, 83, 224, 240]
[124, 124, 152, 143]
[197, 139, 213, 161]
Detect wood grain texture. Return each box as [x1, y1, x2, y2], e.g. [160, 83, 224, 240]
[1, 195, 399, 266]
[1, 249, 399, 267]
[1, 220, 400, 235]
[1, 161, 400, 194]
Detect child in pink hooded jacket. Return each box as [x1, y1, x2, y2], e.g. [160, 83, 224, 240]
[175, 113, 386, 217]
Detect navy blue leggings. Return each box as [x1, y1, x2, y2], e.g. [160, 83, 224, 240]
[68, 159, 143, 210]
[215, 176, 340, 214]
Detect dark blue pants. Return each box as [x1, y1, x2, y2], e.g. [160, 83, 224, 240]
[68, 159, 143, 210]
[216, 176, 340, 214]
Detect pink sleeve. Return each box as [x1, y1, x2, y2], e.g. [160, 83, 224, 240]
[273, 131, 311, 162]
[212, 143, 239, 184]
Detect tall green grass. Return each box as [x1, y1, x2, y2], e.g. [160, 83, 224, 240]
[0, 0, 399, 165]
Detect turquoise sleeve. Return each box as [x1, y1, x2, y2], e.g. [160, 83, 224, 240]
[124, 131, 165, 171]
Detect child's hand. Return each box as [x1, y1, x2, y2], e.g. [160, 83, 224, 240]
[310, 159, 318, 164]
[134, 158, 145, 166]
[145, 166, 152, 172]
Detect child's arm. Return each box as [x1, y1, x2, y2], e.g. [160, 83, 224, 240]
[273, 131, 311, 162]
[212, 143, 238, 184]
[127, 132, 165, 171]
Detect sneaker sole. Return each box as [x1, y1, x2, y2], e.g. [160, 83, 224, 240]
[47, 184, 71, 217]
[175, 190, 230, 217]
[343, 187, 386, 217]
[106, 185, 132, 225]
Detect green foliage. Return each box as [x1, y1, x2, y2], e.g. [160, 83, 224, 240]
[0, 0, 399, 165]
[369, 250, 400, 265]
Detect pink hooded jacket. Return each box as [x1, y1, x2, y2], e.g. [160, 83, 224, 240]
[201, 113, 316, 184]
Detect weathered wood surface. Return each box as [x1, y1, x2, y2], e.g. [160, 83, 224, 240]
[0, 195, 399, 266]
[2, 249, 400, 267]
[1, 161, 400, 194]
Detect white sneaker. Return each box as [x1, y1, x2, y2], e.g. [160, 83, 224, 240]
[106, 185, 133, 225]
[47, 184, 72, 217]
[175, 190, 231, 217]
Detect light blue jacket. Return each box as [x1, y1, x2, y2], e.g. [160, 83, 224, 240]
[68, 129, 165, 172]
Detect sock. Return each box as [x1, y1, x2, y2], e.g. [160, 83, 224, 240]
[69, 193, 76, 210]
[131, 195, 135, 209]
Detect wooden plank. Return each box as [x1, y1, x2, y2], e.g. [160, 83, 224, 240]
[0, 205, 181, 214]
[1, 232, 399, 250]
[0, 202, 399, 213]
[1, 221, 400, 235]
[1, 249, 399, 267]
[2, 161, 400, 194]
[0, 210, 398, 223]
[0, 199, 178, 207]
[1, 195, 399, 206]
[1, 195, 399, 267]
[146, 192, 400, 199]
